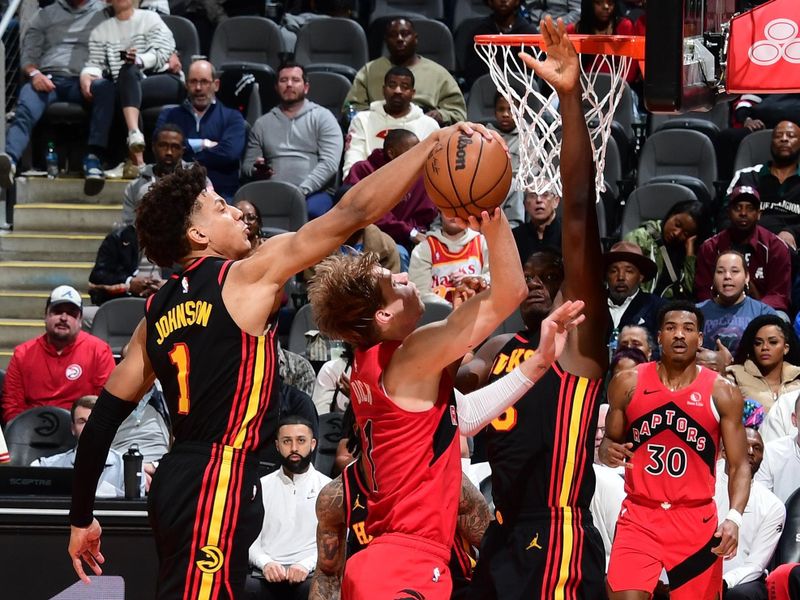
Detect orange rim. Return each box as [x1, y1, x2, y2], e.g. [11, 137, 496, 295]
[473, 34, 645, 60]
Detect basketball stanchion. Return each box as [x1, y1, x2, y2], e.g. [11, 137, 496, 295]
[474, 34, 645, 202]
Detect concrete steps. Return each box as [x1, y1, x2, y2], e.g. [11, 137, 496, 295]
[0, 260, 94, 290]
[16, 176, 131, 205]
[0, 231, 103, 261]
[0, 290, 91, 319]
[0, 319, 44, 348]
[13, 203, 121, 233]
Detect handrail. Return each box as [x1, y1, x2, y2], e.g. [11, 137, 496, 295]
[0, 0, 22, 39]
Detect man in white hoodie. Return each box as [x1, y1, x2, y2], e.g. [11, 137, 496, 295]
[342, 66, 440, 179]
[408, 210, 491, 307]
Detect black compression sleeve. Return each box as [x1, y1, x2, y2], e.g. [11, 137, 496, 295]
[69, 388, 137, 527]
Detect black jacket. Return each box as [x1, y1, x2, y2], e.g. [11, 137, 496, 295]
[88, 225, 140, 305]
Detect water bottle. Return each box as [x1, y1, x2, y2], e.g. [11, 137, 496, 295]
[608, 327, 619, 361]
[343, 102, 358, 128]
[46, 142, 58, 179]
[123, 444, 143, 499]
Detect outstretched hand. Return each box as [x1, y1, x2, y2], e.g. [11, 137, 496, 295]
[537, 300, 586, 364]
[518, 16, 581, 96]
[68, 519, 104, 584]
[465, 208, 507, 239]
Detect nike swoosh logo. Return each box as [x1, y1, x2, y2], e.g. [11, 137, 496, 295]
[702, 515, 713, 523]
[643, 389, 659, 395]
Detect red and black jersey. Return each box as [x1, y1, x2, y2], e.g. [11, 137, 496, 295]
[350, 341, 462, 549]
[484, 331, 603, 520]
[624, 362, 720, 504]
[144, 257, 279, 451]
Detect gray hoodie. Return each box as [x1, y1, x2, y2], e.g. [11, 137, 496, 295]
[242, 99, 343, 195]
[22, 0, 109, 76]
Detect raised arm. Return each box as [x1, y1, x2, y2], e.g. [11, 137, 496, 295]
[457, 475, 491, 547]
[520, 18, 607, 377]
[713, 377, 749, 560]
[309, 476, 346, 600]
[599, 369, 637, 468]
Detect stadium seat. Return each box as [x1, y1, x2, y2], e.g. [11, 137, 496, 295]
[369, 0, 444, 24]
[733, 128, 774, 174]
[32, 102, 88, 172]
[454, 17, 483, 75]
[234, 181, 308, 237]
[418, 300, 452, 327]
[161, 15, 200, 77]
[217, 63, 279, 122]
[452, 0, 491, 33]
[466, 74, 499, 123]
[652, 118, 720, 144]
[648, 100, 730, 135]
[209, 16, 284, 72]
[314, 412, 344, 478]
[619, 182, 698, 238]
[90, 297, 146, 358]
[306, 71, 352, 117]
[5, 406, 74, 466]
[603, 133, 622, 200]
[294, 18, 368, 82]
[775, 487, 800, 564]
[637, 129, 717, 205]
[288, 303, 319, 357]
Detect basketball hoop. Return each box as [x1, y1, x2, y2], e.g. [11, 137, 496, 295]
[474, 34, 645, 200]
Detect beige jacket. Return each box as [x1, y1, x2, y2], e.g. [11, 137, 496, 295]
[727, 360, 800, 411]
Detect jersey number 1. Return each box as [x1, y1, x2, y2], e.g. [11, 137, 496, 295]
[168, 343, 191, 414]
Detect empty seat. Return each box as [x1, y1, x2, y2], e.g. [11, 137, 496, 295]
[234, 181, 308, 237]
[288, 303, 319, 357]
[733, 128, 774, 174]
[161, 14, 200, 76]
[209, 16, 284, 72]
[90, 297, 146, 358]
[5, 406, 74, 466]
[467, 73, 499, 123]
[294, 18, 368, 81]
[307, 71, 352, 117]
[452, 0, 491, 32]
[654, 118, 721, 143]
[648, 100, 730, 134]
[620, 183, 698, 238]
[369, 0, 444, 23]
[217, 63, 279, 121]
[314, 412, 344, 478]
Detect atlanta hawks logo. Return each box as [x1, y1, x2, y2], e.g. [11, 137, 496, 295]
[196, 545, 224, 573]
[65, 364, 83, 381]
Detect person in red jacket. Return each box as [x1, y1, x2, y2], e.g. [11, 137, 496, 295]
[1, 285, 115, 424]
[695, 186, 792, 313]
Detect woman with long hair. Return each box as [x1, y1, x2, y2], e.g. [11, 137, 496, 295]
[729, 314, 800, 411]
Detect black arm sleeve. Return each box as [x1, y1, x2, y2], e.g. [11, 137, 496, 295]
[69, 389, 137, 527]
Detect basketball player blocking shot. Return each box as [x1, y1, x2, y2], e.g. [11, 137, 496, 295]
[602, 301, 749, 600]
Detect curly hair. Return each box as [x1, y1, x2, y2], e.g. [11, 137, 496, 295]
[733, 314, 800, 366]
[135, 164, 208, 267]
[307, 252, 385, 348]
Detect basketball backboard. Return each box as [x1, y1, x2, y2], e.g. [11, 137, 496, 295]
[644, 0, 739, 113]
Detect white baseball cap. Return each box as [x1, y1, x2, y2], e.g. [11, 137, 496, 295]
[46, 285, 83, 311]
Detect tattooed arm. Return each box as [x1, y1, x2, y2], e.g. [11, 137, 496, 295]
[310, 475, 347, 600]
[456, 474, 492, 547]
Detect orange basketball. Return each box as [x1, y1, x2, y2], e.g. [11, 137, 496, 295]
[423, 129, 512, 219]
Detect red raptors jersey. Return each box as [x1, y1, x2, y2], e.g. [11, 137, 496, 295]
[427, 235, 485, 304]
[351, 341, 462, 548]
[624, 362, 720, 504]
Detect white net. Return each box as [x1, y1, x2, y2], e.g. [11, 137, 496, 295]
[475, 40, 633, 201]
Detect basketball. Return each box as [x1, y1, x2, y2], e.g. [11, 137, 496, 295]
[423, 130, 512, 219]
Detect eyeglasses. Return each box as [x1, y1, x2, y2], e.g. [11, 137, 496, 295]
[188, 79, 214, 87]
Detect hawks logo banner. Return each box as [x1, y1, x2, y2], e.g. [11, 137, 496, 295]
[727, 0, 800, 93]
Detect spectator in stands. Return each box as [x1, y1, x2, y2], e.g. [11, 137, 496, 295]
[343, 129, 436, 270]
[728, 315, 800, 412]
[697, 251, 777, 355]
[121, 123, 192, 226]
[408, 210, 490, 307]
[728, 120, 800, 251]
[463, 0, 537, 86]
[247, 416, 330, 599]
[567, 0, 638, 82]
[345, 18, 467, 126]
[311, 344, 352, 415]
[523, 0, 581, 26]
[604, 241, 663, 341]
[156, 60, 246, 201]
[234, 200, 265, 255]
[617, 324, 654, 360]
[715, 427, 785, 599]
[242, 62, 343, 219]
[279, 345, 317, 398]
[591, 401, 626, 569]
[279, 0, 355, 53]
[2, 286, 115, 424]
[717, 94, 800, 182]
[756, 395, 800, 503]
[489, 94, 525, 227]
[0, 0, 112, 196]
[511, 190, 561, 262]
[624, 199, 705, 299]
[88, 224, 162, 306]
[760, 390, 800, 444]
[32, 396, 144, 498]
[80, 0, 179, 166]
[696, 186, 792, 313]
[342, 66, 439, 179]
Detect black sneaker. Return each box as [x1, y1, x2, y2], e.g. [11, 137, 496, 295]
[83, 153, 105, 196]
[0, 153, 16, 189]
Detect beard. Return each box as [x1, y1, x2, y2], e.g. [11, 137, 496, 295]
[281, 452, 313, 474]
[772, 147, 800, 168]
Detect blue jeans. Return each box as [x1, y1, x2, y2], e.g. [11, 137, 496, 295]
[5, 75, 115, 162]
[306, 191, 334, 220]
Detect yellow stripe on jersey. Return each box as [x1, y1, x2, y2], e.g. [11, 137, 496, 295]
[198, 446, 235, 600]
[232, 336, 267, 449]
[558, 377, 589, 507]
[554, 507, 575, 600]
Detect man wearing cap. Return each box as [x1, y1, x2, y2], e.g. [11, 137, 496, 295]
[695, 186, 792, 312]
[605, 240, 664, 341]
[1, 285, 116, 424]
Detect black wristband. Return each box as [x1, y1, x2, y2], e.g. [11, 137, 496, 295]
[69, 388, 137, 527]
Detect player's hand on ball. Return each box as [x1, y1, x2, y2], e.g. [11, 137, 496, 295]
[466, 208, 505, 238]
[712, 520, 739, 559]
[68, 519, 105, 584]
[518, 16, 580, 96]
[286, 564, 309, 584]
[439, 122, 508, 153]
[264, 562, 287, 582]
[599, 439, 634, 469]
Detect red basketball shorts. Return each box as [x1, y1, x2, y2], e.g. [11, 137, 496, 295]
[607, 498, 722, 600]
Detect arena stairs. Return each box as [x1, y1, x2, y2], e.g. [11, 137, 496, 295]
[0, 177, 127, 368]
